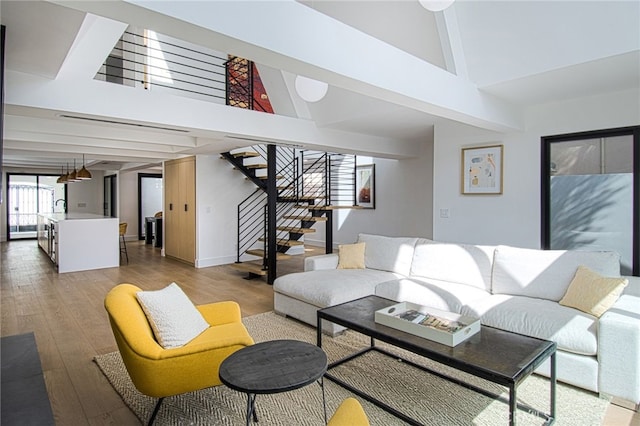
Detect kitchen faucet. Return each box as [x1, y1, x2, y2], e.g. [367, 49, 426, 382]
[55, 199, 66, 210]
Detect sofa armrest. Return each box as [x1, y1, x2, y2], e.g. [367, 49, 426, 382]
[304, 254, 339, 271]
[598, 275, 640, 405]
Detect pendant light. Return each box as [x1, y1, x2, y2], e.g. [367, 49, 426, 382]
[76, 154, 92, 180]
[294, 75, 328, 103]
[63, 163, 71, 184]
[67, 160, 79, 183]
[419, 0, 455, 12]
[56, 165, 66, 183]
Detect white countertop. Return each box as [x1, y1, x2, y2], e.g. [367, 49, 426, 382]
[39, 213, 116, 221]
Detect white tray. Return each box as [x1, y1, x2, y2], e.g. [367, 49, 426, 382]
[375, 302, 480, 347]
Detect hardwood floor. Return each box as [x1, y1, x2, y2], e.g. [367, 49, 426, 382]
[1, 239, 638, 425]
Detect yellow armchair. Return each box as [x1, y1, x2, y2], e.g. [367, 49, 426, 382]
[328, 397, 370, 426]
[104, 283, 254, 425]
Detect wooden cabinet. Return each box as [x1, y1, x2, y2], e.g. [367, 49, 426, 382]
[164, 156, 196, 264]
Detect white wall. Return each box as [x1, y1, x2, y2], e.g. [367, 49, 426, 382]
[195, 154, 257, 268]
[433, 88, 640, 248]
[308, 137, 435, 248]
[67, 171, 105, 215]
[117, 169, 138, 240]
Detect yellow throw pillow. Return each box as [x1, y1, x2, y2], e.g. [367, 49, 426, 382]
[559, 266, 628, 318]
[337, 242, 366, 269]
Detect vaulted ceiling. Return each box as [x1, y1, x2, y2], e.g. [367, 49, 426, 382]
[2, 0, 638, 171]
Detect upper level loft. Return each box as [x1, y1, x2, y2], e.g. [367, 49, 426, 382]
[95, 28, 274, 114]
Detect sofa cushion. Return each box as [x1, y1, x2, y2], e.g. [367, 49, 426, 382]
[274, 269, 402, 308]
[357, 234, 418, 276]
[491, 245, 621, 301]
[409, 242, 495, 291]
[559, 266, 628, 317]
[337, 242, 366, 269]
[462, 294, 598, 356]
[375, 277, 491, 314]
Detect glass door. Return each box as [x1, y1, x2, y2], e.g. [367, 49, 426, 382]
[542, 127, 639, 275]
[7, 173, 65, 240]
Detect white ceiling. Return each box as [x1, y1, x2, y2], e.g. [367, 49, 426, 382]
[2, 0, 639, 171]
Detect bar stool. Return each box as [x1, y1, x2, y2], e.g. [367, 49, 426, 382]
[119, 223, 128, 264]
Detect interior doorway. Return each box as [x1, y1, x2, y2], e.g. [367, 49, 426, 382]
[6, 173, 66, 240]
[103, 175, 117, 217]
[138, 173, 163, 240]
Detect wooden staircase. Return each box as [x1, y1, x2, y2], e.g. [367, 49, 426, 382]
[221, 145, 357, 283]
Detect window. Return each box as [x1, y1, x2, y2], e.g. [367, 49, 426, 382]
[541, 126, 639, 275]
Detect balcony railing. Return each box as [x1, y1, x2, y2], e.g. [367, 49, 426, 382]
[96, 28, 272, 112]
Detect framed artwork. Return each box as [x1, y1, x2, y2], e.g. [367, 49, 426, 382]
[461, 145, 503, 195]
[356, 164, 375, 209]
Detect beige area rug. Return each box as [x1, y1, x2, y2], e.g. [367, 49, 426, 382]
[94, 312, 609, 425]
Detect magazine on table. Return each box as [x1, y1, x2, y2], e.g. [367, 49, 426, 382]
[396, 309, 464, 333]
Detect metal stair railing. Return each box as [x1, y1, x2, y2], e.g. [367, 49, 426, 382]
[298, 150, 356, 207]
[233, 145, 357, 274]
[300, 150, 329, 206]
[236, 188, 267, 264]
[234, 144, 297, 264]
[329, 153, 357, 206]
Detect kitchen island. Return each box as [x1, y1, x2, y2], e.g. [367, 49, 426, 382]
[37, 213, 120, 273]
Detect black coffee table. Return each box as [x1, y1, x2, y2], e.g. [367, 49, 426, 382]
[219, 339, 328, 425]
[317, 295, 557, 426]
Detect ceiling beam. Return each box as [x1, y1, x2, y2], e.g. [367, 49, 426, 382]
[52, 0, 523, 132]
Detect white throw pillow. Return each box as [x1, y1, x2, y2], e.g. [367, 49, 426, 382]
[136, 282, 210, 349]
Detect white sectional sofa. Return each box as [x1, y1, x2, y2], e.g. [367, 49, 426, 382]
[273, 233, 640, 407]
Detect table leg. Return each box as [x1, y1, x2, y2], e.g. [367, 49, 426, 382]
[246, 393, 258, 425]
[509, 384, 516, 426]
[550, 352, 556, 421]
[319, 377, 327, 425]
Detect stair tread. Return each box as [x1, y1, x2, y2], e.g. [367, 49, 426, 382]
[232, 151, 260, 158]
[231, 262, 267, 275]
[245, 249, 291, 260]
[259, 238, 305, 247]
[246, 164, 267, 169]
[282, 215, 328, 222]
[279, 195, 326, 201]
[277, 226, 316, 234]
[299, 205, 363, 210]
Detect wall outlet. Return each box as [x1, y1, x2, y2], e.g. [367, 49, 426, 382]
[439, 208, 450, 218]
[77, 202, 87, 208]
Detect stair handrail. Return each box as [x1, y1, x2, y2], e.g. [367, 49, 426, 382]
[236, 188, 267, 263]
[230, 145, 357, 277]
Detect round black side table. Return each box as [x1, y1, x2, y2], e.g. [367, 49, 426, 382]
[219, 339, 328, 425]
